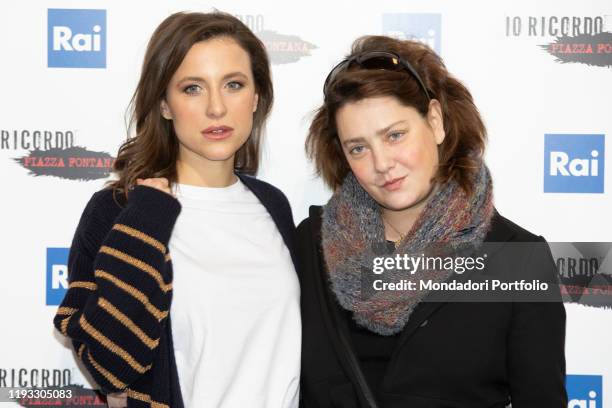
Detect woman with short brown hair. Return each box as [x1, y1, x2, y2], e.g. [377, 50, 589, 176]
[298, 35, 566, 407]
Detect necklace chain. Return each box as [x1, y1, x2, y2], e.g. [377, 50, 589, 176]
[383, 216, 406, 248]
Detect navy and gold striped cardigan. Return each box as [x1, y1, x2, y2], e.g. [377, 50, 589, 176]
[53, 174, 298, 408]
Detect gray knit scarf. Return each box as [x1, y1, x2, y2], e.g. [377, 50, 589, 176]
[321, 163, 494, 335]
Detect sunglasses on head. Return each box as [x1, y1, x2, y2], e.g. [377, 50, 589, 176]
[323, 51, 431, 102]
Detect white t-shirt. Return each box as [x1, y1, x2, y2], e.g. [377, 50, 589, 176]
[168, 179, 301, 408]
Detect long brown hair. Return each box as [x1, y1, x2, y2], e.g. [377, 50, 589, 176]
[109, 11, 273, 196]
[307, 36, 486, 195]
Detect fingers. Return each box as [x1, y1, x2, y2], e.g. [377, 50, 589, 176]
[106, 392, 127, 408]
[136, 177, 173, 196]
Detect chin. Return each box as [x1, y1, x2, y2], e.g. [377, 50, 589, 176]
[377, 192, 423, 212]
[380, 201, 415, 212]
[199, 152, 236, 162]
[198, 145, 242, 161]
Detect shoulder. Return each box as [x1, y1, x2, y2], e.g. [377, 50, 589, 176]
[73, 187, 125, 254]
[487, 211, 559, 283]
[486, 210, 545, 243]
[297, 205, 323, 240]
[239, 173, 287, 199]
[85, 187, 126, 222]
[238, 173, 292, 213]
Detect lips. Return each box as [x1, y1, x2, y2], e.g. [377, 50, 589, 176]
[201, 125, 234, 140]
[381, 176, 405, 191]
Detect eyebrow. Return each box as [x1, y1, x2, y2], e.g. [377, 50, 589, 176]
[375, 120, 407, 136]
[342, 120, 408, 145]
[342, 136, 367, 146]
[176, 71, 249, 85]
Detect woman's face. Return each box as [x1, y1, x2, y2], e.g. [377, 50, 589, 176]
[161, 37, 258, 169]
[335, 96, 445, 212]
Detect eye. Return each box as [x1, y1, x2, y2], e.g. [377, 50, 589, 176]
[226, 81, 244, 90]
[183, 84, 201, 95]
[388, 131, 404, 142]
[348, 145, 365, 156]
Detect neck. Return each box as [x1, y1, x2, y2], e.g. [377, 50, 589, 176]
[381, 184, 437, 241]
[176, 150, 237, 188]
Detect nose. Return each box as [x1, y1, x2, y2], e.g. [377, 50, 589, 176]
[372, 145, 395, 174]
[206, 87, 227, 119]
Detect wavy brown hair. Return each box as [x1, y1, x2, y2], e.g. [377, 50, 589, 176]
[307, 36, 486, 195]
[109, 11, 273, 196]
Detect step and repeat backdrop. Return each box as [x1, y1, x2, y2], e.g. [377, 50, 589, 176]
[1, 0, 610, 406]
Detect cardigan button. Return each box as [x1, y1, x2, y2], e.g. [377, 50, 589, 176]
[419, 319, 428, 327]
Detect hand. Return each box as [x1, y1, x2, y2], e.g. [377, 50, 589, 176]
[136, 177, 173, 196]
[106, 392, 127, 408]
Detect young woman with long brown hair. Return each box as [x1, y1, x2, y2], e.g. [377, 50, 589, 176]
[53, 12, 300, 408]
[298, 36, 566, 407]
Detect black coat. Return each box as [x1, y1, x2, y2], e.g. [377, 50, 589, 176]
[296, 206, 567, 408]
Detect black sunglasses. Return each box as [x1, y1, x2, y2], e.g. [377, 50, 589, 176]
[323, 51, 431, 102]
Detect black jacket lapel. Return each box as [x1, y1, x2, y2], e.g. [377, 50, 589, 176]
[237, 173, 298, 269]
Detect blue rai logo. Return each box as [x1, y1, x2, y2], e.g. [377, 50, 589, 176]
[46, 247, 70, 306]
[382, 13, 441, 54]
[544, 134, 605, 193]
[47, 9, 106, 68]
[566, 374, 603, 408]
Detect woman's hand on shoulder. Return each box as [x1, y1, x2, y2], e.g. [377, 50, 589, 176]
[136, 177, 173, 196]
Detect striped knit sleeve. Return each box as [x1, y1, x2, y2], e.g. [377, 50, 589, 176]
[53, 186, 181, 393]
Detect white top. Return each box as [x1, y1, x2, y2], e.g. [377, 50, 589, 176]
[168, 178, 301, 408]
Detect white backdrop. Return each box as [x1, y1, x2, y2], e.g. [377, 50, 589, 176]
[1, 0, 610, 406]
